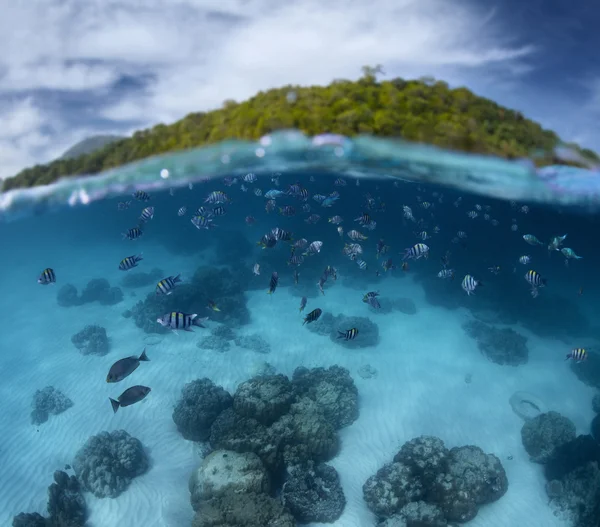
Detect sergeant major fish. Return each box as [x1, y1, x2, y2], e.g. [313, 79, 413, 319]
[156, 274, 182, 295]
[337, 328, 359, 341]
[119, 254, 143, 271]
[461, 274, 481, 296]
[38, 268, 56, 285]
[156, 312, 208, 332]
[303, 308, 322, 325]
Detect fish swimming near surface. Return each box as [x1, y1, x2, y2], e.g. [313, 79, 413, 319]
[107, 349, 150, 383]
[119, 254, 143, 271]
[303, 308, 322, 325]
[337, 328, 359, 340]
[132, 190, 151, 202]
[38, 268, 56, 285]
[565, 348, 587, 362]
[109, 385, 151, 413]
[156, 312, 208, 332]
[156, 274, 182, 295]
[122, 227, 143, 240]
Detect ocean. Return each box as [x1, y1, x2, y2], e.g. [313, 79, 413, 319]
[1, 131, 599, 527]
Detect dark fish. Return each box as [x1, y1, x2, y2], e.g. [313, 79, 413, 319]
[138, 206, 154, 223]
[122, 227, 143, 240]
[119, 254, 143, 271]
[268, 272, 279, 294]
[109, 385, 151, 413]
[337, 328, 359, 340]
[156, 274, 182, 295]
[156, 311, 208, 332]
[299, 296, 307, 312]
[107, 349, 150, 383]
[38, 268, 56, 285]
[132, 190, 151, 202]
[303, 308, 322, 325]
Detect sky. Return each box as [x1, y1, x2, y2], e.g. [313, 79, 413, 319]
[0, 0, 598, 180]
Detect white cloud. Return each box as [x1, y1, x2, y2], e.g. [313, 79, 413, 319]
[0, 0, 537, 180]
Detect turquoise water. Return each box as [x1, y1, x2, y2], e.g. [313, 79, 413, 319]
[2, 133, 599, 527]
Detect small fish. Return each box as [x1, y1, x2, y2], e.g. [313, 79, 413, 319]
[293, 269, 299, 285]
[337, 226, 344, 237]
[488, 266, 501, 275]
[254, 188, 262, 197]
[299, 296, 307, 312]
[109, 385, 151, 413]
[253, 263, 261, 276]
[245, 216, 256, 225]
[376, 239, 389, 259]
[288, 255, 305, 266]
[178, 206, 187, 216]
[303, 241, 323, 256]
[303, 308, 322, 325]
[117, 200, 132, 210]
[265, 200, 276, 213]
[337, 328, 359, 341]
[204, 191, 230, 204]
[156, 274, 182, 295]
[38, 268, 56, 285]
[329, 215, 343, 224]
[548, 234, 567, 251]
[139, 206, 155, 223]
[525, 270, 546, 288]
[212, 206, 227, 216]
[565, 348, 587, 363]
[156, 312, 208, 332]
[132, 190, 151, 202]
[106, 349, 150, 383]
[523, 234, 543, 246]
[382, 259, 395, 272]
[279, 205, 296, 217]
[348, 230, 368, 241]
[122, 227, 143, 240]
[467, 211, 478, 219]
[403, 243, 429, 260]
[243, 172, 257, 183]
[317, 277, 326, 295]
[305, 214, 321, 224]
[119, 254, 143, 271]
[461, 274, 481, 296]
[356, 259, 368, 270]
[268, 272, 279, 294]
[518, 255, 531, 265]
[437, 269, 454, 280]
[207, 300, 220, 312]
[561, 247, 582, 260]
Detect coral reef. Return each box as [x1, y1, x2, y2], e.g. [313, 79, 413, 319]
[571, 350, 600, 389]
[73, 429, 149, 498]
[463, 320, 528, 366]
[521, 411, 576, 463]
[234, 334, 271, 354]
[57, 279, 123, 307]
[363, 436, 507, 524]
[281, 462, 346, 523]
[592, 414, 600, 442]
[120, 267, 163, 288]
[56, 284, 81, 307]
[173, 379, 233, 441]
[197, 335, 231, 353]
[12, 470, 87, 527]
[70, 325, 110, 356]
[593, 392, 600, 413]
[358, 364, 378, 379]
[233, 374, 295, 425]
[130, 266, 250, 333]
[30, 386, 73, 425]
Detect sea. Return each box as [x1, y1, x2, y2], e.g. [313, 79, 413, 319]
[1, 130, 599, 527]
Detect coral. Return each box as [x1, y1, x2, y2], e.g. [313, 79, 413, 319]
[363, 462, 423, 518]
[80, 278, 123, 305]
[56, 284, 82, 307]
[47, 470, 87, 527]
[30, 386, 73, 425]
[120, 267, 163, 288]
[358, 364, 378, 379]
[593, 392, 600, 414]
[233, 374, 295, 425]
[508, 391, 546, 421]
[282, 462, 345, 523]
[592, 414, 600, 442]
[12, 513, 46, 527]
[571, 350, 600, 389]
[197, 335, 231, 353]
[380, 501, 447, 527]
[544, 435, 600, 481]
[463, 320, 528, 366]
[393, 436, 448, 488]
[292, 365, 359, 430]
[73, 429, 149, 498]
[173, 379, 233, 441]
[234, 334, 271, 354]
[521, 411, 576, 463]
[70, 325, 110, 356]
[189, 450, 269, 510]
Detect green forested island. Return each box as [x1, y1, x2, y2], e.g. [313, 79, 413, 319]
[3, 68, 597, 191]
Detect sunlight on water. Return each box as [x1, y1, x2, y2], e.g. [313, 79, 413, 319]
[2, 130, 600, 222]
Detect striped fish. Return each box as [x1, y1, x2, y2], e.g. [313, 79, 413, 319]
[122, 227, 143, 240]
[525, 270, 546, 288]
[156, 311, 207, 332]
[132, 190, 151, 202]
[138, 206, 154, 223]
[119, 254, 143, 271]
[204, 191, 229, 204]
[565, 348, 587, 362]
[156, 274, 182, 295]
[299, 296, 307, 313]
[461, 274, 481, 295]
[403, 243, 429, 260]
[268, 272, 279, 294]
[337, 328, 359, 341]
[178, 206, 187, 216]
[38, 268, 56, 285]
[303, 308, 322, 325]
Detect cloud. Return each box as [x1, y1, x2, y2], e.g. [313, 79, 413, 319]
[0, 0, 536, 180]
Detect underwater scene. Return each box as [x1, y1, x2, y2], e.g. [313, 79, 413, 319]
[1, 130, 600, 527]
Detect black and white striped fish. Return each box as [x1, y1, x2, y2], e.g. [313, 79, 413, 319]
[156, 274, 182, 295]
[178, 207, 187, 216]
[461, 274, 481, 295]
[38, 268, 56, 285]
[122, 227, 143, 240]
[139, 206, 154, 223]
[303, 308, 322, 325]
[403, 243, 429, 260]
[268, 272, 279, 294]
[337, 328, 359, 340]
[565, 348, 587, 362]
[132, 190, 151, 202]
[119, 254, 143, 271]
[525, 270, 546, 288]
[156, 312, 207, 332]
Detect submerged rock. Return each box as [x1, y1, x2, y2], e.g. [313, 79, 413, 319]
[233, 374, 295, 425]
[30, 386, 73, 425]
[71, 325, 110, 356]
[234, 334, 271, 354]
[571, 350, 600, 389]
[463, 320, 528, 366]
[363, 462, 423, 517]
[521, 411, 576, 463]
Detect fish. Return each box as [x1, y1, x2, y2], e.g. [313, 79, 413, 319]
[243, 172, 257, 183]
[279, 206, 296, 217]
[122, 227, 143, 240]
[523, 234, 543, 246]
[467, 211, 478, 219]
[109, 385, 151, 413]
[177, 207, 187, 216]
[337, 226, 344, 237]
[401, 261, 409, 272]
[317, 277, 326, 295]
[288, 255, 304, 266]
[117, 200, 132, 210]
[356, 259, 367, 270]
[245, 216, 256, 225]
[299, 296, 307, 312]
[156, 312, 208, 332]
[303, 308, 322, 325]
[268, 272, 279, 294]
[106, 349, 150, 383]
[253, 263, 261, 276]
[138, 206, 154, 223]
[565, 348, 587, 363]
[212, 206, 227, 216]
[354, 213, 370, 225]
[561, 247, 582, 260]
[119, 254, 143, 271]
[303, 241, 323, 256]
[305, 214, 321, 224]
[382, 259, 395, 271]
[548, 234, 567, 251]
[191, 215, 215, 230]
[207, 300, 221, 312]
[329, 215, 343, 224]
[337, 328, 359, 340]
[437, 269, 454, 280]
[376, 239, 389, 259]
[293, 269, 299, 285]
[156, 274, 182, 295]
[525, 270, 546, 288]
[132, 190, 151, 202]
[403, 243, 429, 260]
[347, 230, 368, 241]
[488, 266, 501, 275]
[38, 268, 56, 285]
[204, 191, 230, 204]
[461, 274, 481, 295]
[518, 255, 531, 265]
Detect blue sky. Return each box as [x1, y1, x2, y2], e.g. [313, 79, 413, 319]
[0, 0, 598, 180]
